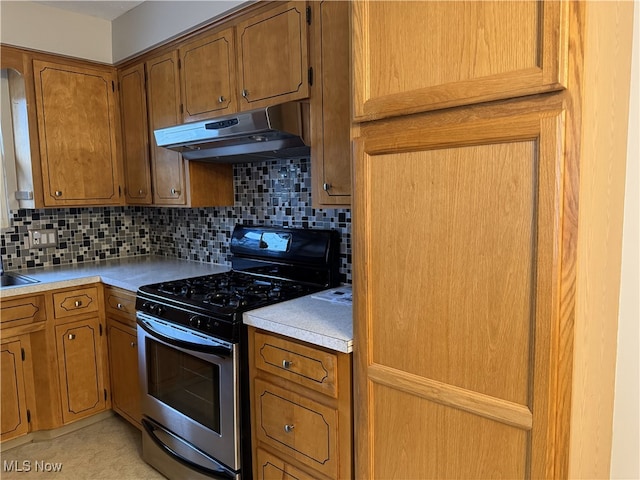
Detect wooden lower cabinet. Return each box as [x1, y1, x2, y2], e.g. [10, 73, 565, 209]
[54, 317, 109, 424]
[1, 336, 32, 442]
[249, 328, 352, 480]
[105, 286, 141, 428]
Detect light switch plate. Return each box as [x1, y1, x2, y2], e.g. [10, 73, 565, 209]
[27, 228, 58, 249]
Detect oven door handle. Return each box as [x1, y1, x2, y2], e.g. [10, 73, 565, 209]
[142, 418, 237, 480]
[137, 316, 233, 358]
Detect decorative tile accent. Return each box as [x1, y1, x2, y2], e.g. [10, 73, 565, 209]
[1, 157, 352, 283]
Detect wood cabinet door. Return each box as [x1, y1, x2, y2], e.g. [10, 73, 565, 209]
[352, 1, 569, 121]
[354, 102, 566, 479]
[180, 28, 237, 122]
[33, 60, 122, 206]
[146, 51, 186, 205]
[55, 318, 107, 424]
[310, 0, 351, 207]
[1, 338, 30, 441]
[236, 1, 309, 110]
[119, 63, 152, 204]
[107, 321, 140, 427]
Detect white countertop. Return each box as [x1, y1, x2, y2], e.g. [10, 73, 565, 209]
[0, 255, 230, 297]
[2, 257, 354, 354]
[243, 286, 353, 353]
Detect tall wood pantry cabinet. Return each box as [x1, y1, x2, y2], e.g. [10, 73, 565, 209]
[351, 1, 634, 479]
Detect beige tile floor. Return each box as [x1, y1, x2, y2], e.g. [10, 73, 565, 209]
[0, 415, 165, 479]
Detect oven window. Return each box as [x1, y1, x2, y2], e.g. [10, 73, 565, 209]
[146, 339, 221, 434]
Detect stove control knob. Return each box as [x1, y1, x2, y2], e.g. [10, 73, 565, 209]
[156, 305, 165, 316]
[189, 315, 202, 328]
[148, 303, 157, 314]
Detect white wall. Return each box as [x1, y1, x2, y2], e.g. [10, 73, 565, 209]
[0, 1, 249, 63]
[0, 1, 112, 63]
[112, 1, 249, 62]
[610, 3, 640, 479]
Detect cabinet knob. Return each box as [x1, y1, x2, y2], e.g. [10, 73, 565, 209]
[218, 95, 225, 103]
[55, 191, 63, 197]
[323, 183, 332, 191]
[282, 360, 293, 369]
[68, 333, 76, 340]
[74, 300, 82, 307]
[241, 89, 249, 98]
[116, 303, 124, 309]
[130, 342, 136, 348]
[170, 188, 181, 196]
[138, 189, 144, 195]
[283, 424, 294, 433]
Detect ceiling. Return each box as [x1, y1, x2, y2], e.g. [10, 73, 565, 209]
[34, 1, 144, 21]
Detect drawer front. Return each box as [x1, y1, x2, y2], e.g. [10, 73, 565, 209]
[255, 448, 317, 480]
[0, 295, 46, 330]
[53, 287, 99, 319]
[104, 287, 136, 326]
[254, 331, 338, 398]
[255, 379, 339, 478]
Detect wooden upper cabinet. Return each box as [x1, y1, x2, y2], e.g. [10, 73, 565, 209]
[351, 0, 569, 121]
[236, 1, 310, 110]
[118, 63, 152, 204]
[145, 51, 186, 205]
[180, 28, 238, 122]
[32, 60, 123, 206]
[310, 0, 351, 207]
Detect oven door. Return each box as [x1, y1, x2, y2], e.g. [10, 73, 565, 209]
[137, 312, 240, 476]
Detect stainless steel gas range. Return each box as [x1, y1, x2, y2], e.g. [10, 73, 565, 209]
[135, 225, 340, 479]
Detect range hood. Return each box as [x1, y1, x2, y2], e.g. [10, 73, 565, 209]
[153, 102, 310, 163]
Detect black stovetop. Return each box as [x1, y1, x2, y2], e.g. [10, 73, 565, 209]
[135, 225, 341, 343]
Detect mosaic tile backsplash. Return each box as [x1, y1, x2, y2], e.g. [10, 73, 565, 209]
[0, 157, 352, 283]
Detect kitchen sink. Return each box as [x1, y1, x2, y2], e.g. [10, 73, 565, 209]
[0, 272, 40, 288]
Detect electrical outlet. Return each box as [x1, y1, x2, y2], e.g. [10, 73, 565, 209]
[28, 229, 58, 249]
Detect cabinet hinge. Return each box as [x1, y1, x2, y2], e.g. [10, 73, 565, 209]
[178, 58, 181, 70]
[99, 323, 103, 336]
[27, 409, 31, 423]
[112, 81, 115, 92]
[306, 5, 311, 24]
[180, 104, 184, 115]
[21, 348, 25, 361]
[308, 67, 313, 86]
[104, 389, 108, 401]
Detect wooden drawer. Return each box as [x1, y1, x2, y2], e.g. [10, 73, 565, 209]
[52, 286, 99, 319]
[254, 331, 338, 398]
[254, 378, 339, 479]
[0, 295, 46, 330]
[104, 287, 136, 326]
[255, 448, 317, 480]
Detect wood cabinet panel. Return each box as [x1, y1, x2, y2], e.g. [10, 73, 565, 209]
[146, 51, 186, 205]
[254, 378, 339, 479]
[310, 0, 351, 207]
[236, 1, 309, 110]
[180, 28, 237, 122]
[0, 295, 45, 330]
[352, 0, 568, 121]
[254, 331, 338, 398]
[107, 320, 140, 427]
[255, 448, 318, 480]
[104, 286, 136, 327]
[1, 338, 30, 441]
[54, 317, 107, 424]
[32, 60, 122, 205]
[354, 105, 566, 478]
[118, 63, 152, 204]
[52, 286, 99, 319]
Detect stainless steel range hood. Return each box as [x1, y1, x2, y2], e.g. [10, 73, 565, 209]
[153, 102, 310, 163]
